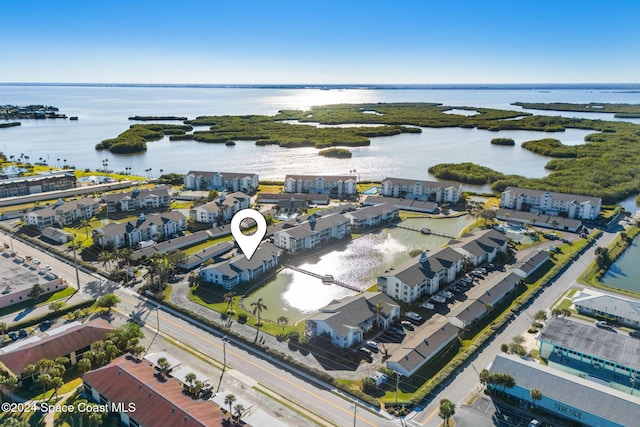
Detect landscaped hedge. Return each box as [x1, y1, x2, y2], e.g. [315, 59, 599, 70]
[6, 299, 96, 331]
[162, 300, 380, 407]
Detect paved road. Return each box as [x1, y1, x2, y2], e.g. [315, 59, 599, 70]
[407, 228, 618, 427]
[0, 231, 399, 427]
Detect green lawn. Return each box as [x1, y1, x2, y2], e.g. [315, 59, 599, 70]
[0, 286, 77, 318]
[188, 285, 304, 338]
[181, 235, 234, 256]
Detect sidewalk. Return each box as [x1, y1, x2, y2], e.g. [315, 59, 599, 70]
[0, 292, 92, 326]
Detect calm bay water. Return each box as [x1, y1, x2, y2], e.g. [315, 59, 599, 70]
[1, 85, 639, 182]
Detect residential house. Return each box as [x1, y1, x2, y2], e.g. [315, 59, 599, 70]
[190, 192, 250, 225]
[41, 226, 73, 244]
[273, 213, 351, 254]
[387, 316, 459, 377]
[199, 243, 281, 289]
[183, 171, 259, 193]
[82, 356, 229, 427]
[92, 212, 187, 249]
[103, 186, 171, 213]
[500, 186, 601, 221]
[343, 203, 400, 229]
[23, 197, 100, 230]
[381, 177, 462, 204]
[572, 289, 640, 330]
[0, 319, 114, 381]
[283, 174, 357, 196]
[305, 292, 400, 348]
[177, 241, 234, 271]
[377, 247, 464, 304]
[447, 273, 521, 329]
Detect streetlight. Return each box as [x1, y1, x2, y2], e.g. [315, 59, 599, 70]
[217, 336, 230, 393]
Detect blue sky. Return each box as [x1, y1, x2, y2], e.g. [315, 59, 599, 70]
[2, 0, 639, 84]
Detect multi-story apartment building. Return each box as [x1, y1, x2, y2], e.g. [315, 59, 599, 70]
[500, 186, 601, 220]
[273, 213, 350, 254]
[102, 185, 171, 213]
[0, 171, 76, 199]
[189, 192, 250, 225]
[183, 171, 259, 193]
[199, 243, 281, 289]
[380, 177, 462, 204]
[283, 174, 356, 196]
[23, 197, 100, 230]
[92, 212, 187, 249]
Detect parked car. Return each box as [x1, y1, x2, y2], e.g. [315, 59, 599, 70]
[44, 265, 52, 270]
[420, 302, 435, 309]
[393, 326, 406, 336]
[366, 340, 379, 351]
[400, 320, 414, 330]
[8, 331, 18, 340]
[40, 320, 53, 330]
[406, 312, 422, 322]
[358, 347, 372, 356]
[629, 330, 640, 338]
[595, 320, 614, 330]
[18, 328, 28, 338]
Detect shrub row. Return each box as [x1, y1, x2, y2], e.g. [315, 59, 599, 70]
[162, 300, 381, 407]
[6, 299, 96, 331]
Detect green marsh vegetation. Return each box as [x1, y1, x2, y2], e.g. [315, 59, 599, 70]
[318, 147, 352, 158]
[100, 102, 640, 203]
[490, 138, 515, 146]
[513, 102, 640, 119]
[96, 124, 193, 153]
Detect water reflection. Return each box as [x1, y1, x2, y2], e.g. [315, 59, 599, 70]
[602, 238, 640, 293]
[244, 216, 473, 319]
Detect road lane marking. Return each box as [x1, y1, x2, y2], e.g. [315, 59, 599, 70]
[117, 294, 378, 427]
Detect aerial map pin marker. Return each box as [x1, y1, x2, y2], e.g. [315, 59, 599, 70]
[231, 209, 267, 261]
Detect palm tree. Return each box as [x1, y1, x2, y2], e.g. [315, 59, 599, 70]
[98, 250, 113, 271]
[234, 403, 246, 422]
[185, 372, 197, 395]
[534, 310, 547, 322]
[438, 398, 455, 427]
[77, 219, 93, 241]
[224, 393, 236, 418]
[224, 292, 236, 314]
[157, 357, 171, 378]
[251, 297, 268, 342]
[0, 375, 18, 405]
[277, 316, 289, 333]
[530, 388, 543, 408]
[372, 302, 386, 329]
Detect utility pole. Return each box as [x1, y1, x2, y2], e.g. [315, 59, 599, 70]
[71, 235, 80, 290]
[217, 336, 229, 393]
[352, 403, 357, 427]
[395, 371, 400, 407]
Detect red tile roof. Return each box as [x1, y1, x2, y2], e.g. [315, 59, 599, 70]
[0, 319, 114, 375]
[83, 357, 230, 427]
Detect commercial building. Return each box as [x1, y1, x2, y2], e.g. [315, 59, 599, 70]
[488, 353, 640, 427]
[283, 174, 357, 196]
[377, 248, 464, 304]
[183, 171, 259, 193]
[572, 289, 640, 329]
[387, 316, 459, 377]
[381, 177, 462, 204]
[273, 213, 350, 254]
[82, 356, 229, 427]
[537, 317, 640, 393]
[305, 292, 400, 348]
[199, 243, 281, 289]
[500, 187, 601, 221]
[0, 320, 114, 380]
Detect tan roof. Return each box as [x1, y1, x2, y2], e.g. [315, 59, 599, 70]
[83, 357, 230, 427]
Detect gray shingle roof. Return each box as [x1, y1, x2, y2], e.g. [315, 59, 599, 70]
[345, 203, 398, 220]
[489, 353, 640, 427]
[362, 196, 438, 212]
[448, 273, 521, 322]
[383, 177, 460, 189]
[186, 171, 256, 179]
[387, 247, 464, 286]
[278, 213, 349, 240]
[573, 291, 640, 325]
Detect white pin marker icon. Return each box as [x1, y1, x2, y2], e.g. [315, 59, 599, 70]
[231, 209, 267, 261]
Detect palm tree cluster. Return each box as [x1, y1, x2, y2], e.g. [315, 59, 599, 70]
[22, 357, 69, 398]
[145, 250, 186, 293]
[479, 369, 516, 395]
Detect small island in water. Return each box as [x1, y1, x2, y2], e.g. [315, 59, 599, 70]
[318, 148, 352, 158]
